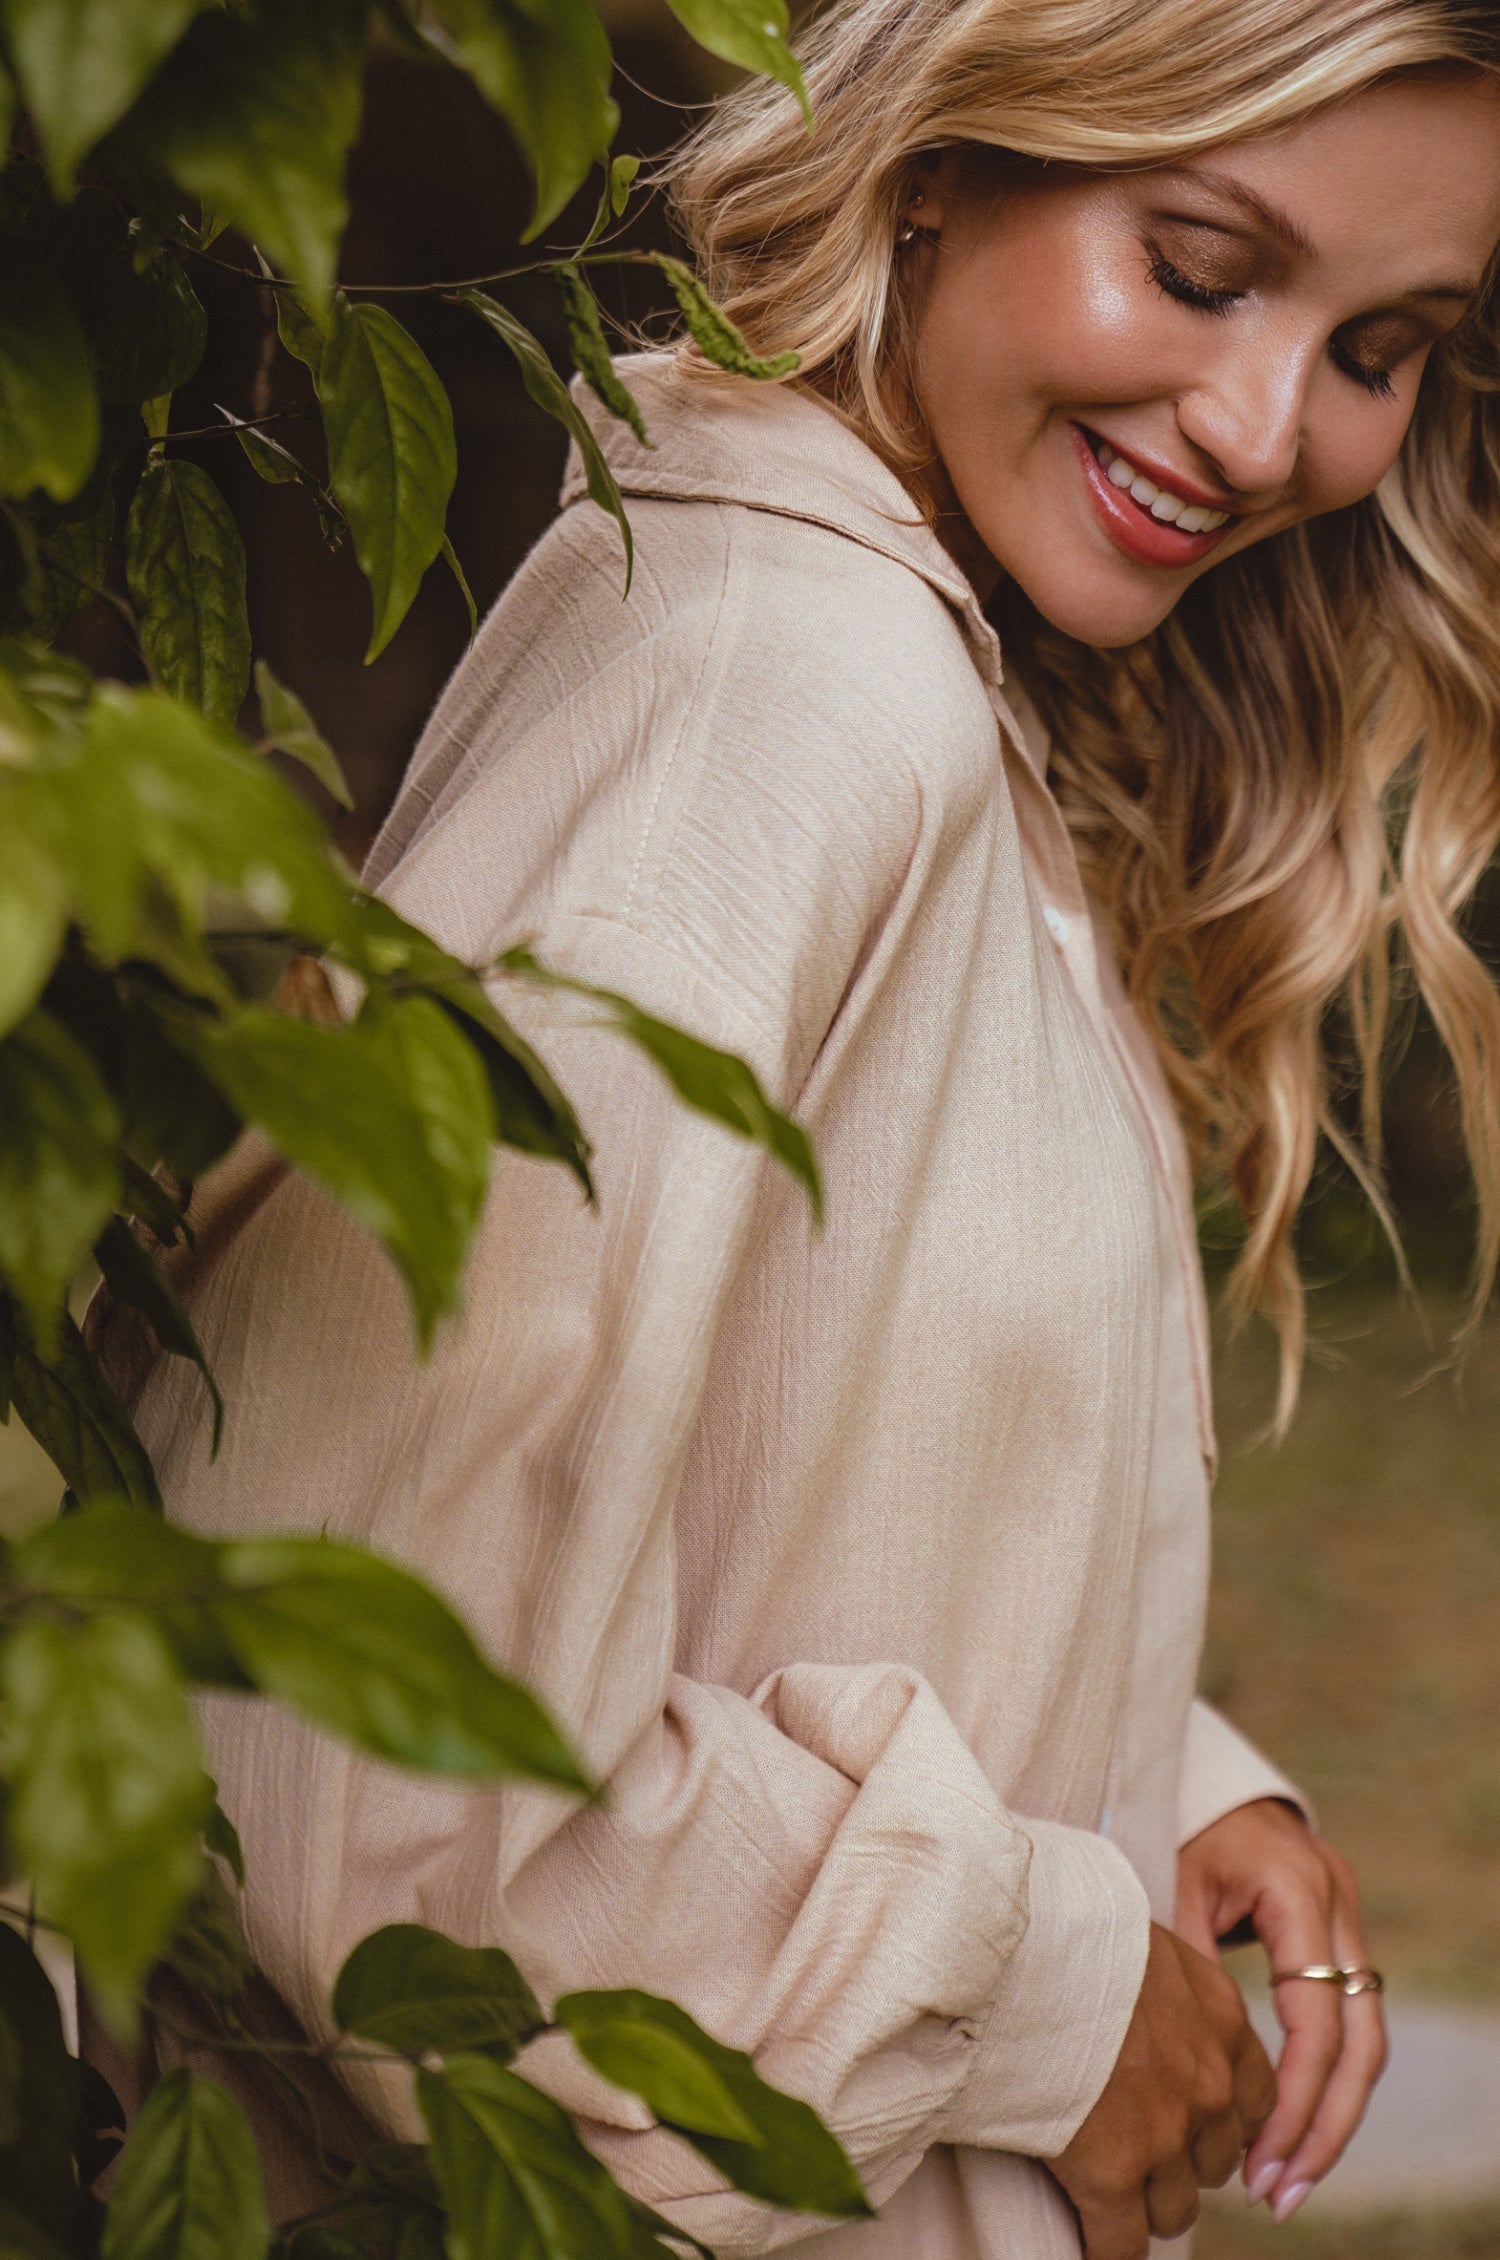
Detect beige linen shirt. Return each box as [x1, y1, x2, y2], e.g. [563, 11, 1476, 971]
[131, 355, 1301, 2257]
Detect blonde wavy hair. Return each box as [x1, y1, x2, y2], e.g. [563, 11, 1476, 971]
[665, 0, 1500, 1423]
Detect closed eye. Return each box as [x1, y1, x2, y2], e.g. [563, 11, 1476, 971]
[1146, 249, 1242, 319]
[1330, 346, 1396, 400]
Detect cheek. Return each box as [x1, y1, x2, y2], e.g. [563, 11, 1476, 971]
[1297, 392, 1419, 518]
[917, 218, 1180, 434]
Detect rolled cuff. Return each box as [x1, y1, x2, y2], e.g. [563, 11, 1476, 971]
[1177, 1698, 1316, 1846]
[939, 1816, 1151, 2159]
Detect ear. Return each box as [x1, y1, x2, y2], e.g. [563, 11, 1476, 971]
[902, 146, 966, 235]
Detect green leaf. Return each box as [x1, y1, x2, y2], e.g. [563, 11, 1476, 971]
[441, 533, 478, 648]
[234, 423, 302, 487]
[203, 1795, 245, 1888]
[275, 286, 328, 374]
[119, 1157, 192, 1250]
[318, 298, 457, 661]
[29, 485, 116, 638]
[101, 2069, 270, 2260]
[621, 2195, 714, 2260]
[0, 247, 101, 502]
[0, 1926, 77, 2243]
[14, 1495, 219, 1603]
[431, 0, 618, 241]
[462, 290, 631, 589]
[578, 154, 638, 255]
[120, 1001, 242, 1183]
[0, 816, 68, 1039]
[0, 1009, 121, 1343]
[657, 0, 809, 125]
[93, 252, 207, 408]
[181, 992, 491, 1350]
[0, 0, 210, 195]
[75, 685, 358, 955]
[556, 1991, 868, 2218]
[418, 2055, 640, 2260]
[212, 1535, 590, 1789]
[608, 153, 639, 220]
[646, 254, 800, 381]
[7, 1310, 162, 1510]
[555, 1994, 759, 2143]
[163, 1860, 252, 2002]
[341, 895, 592, 1191]
[333, 1924, 545, 2061]
[129, 0, 367, 305]
[254, 659, 353, 809]
[126, 458, 251, 727]
[14, 1497, 242, 1687]
[556, 267, 647, 444]
[501, 948, 821, 1220]
[1, 1613, 211, 2033]
[93, 1218, 224, 1451]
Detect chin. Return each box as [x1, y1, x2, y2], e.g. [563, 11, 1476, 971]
[1010, 567, 1181, 650]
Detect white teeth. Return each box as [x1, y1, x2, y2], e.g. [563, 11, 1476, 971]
[1090, 435, 1231, 535]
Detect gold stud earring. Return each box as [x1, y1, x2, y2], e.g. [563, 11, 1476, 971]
[897, 190, 925, 247]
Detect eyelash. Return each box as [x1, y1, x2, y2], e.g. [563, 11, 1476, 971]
[1146, 249, 1240, 318]
[1145, 247, 1399, 402]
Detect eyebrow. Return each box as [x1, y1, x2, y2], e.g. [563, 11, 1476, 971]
[1151, 163, 1479, 303]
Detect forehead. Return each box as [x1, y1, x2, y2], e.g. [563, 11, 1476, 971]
[1167, 74, 1500, 281]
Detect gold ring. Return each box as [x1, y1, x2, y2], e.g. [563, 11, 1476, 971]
[1271, 1964, 1385, 1997]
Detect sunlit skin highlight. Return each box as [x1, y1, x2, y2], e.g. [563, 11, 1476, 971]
[901, 75, 1500, 644]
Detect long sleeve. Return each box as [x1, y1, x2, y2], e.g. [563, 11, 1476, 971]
[133, 494, 1155, 2250]
[1177, 1699, 1316, 1846]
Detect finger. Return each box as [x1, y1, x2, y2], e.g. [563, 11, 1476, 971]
[1274, 1869, 1389, 2203]
[1243, 1881, 1344, 2183]
[1228, 2015, 1277, 2147]
[1073, 2190, 1153, 2260]
[1173, 1872, 1222, 1962]
[1271, 1991, 1388, 2213]
[1146, 2156, 1201, 2242]
[1191, 2103, 1247, 2190]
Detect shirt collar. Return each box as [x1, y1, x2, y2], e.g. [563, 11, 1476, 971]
[561, 350, 1018, 713]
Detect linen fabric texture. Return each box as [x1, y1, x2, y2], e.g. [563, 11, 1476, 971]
[124, 356, 1305, 2257]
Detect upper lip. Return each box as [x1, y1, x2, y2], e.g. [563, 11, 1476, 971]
[1081, 426, 1242, 516]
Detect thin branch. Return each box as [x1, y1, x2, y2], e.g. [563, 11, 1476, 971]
[182, 237, 663, 301]
[148, 2005, 401, 2067]
[150, 409, 307, 447]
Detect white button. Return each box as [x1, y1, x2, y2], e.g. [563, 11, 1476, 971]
[1041, 904, 1069, 945]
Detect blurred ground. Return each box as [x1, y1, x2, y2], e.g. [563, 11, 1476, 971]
[1206, 1286, 1500, 2007]
[1194, 1283, 1500, 2257]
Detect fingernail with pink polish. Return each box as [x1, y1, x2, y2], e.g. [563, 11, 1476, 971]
[1245, 2161, 1282, 2206]
[1272, 2179, 1314, 2225]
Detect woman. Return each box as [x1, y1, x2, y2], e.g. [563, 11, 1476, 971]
[135, 0, 1500, 2253]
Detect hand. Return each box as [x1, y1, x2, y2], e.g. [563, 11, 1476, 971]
[1047, 1921, 1276, 2260]
[1176, 1798, 1388, 2223]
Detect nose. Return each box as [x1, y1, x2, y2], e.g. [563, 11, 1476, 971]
[1174, 328, 1317, 501]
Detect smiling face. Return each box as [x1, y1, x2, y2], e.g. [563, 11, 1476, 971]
[902, 72, 1500, 644]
